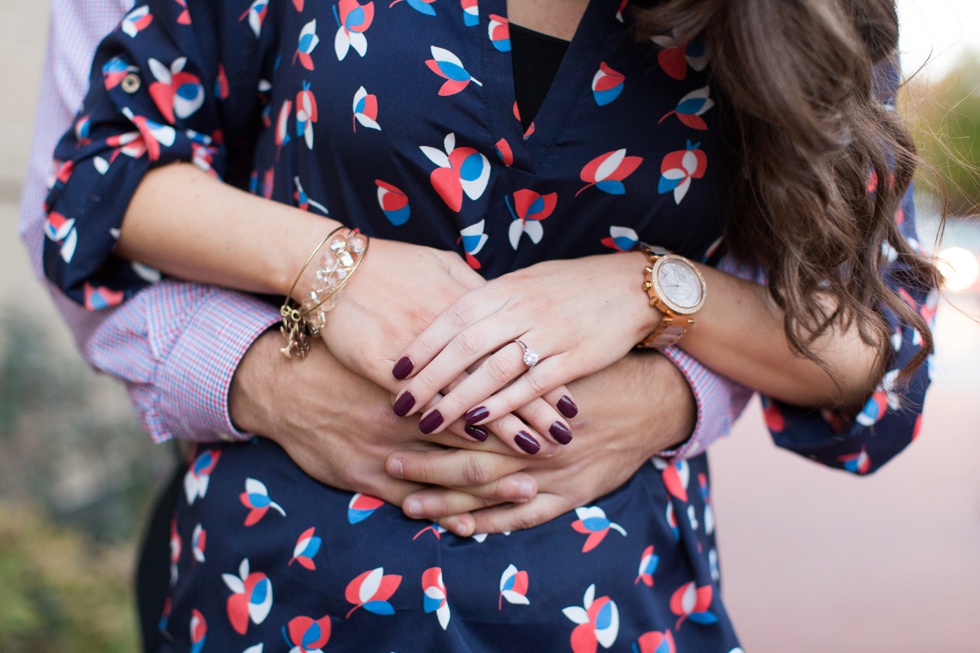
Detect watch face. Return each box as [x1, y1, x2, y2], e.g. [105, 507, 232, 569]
[656, 257, 704, 311]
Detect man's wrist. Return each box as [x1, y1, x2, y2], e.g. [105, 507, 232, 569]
[229, 329, 284, 437]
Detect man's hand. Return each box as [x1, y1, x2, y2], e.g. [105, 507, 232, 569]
[228, 329, 538, 510]
[387, 350, 697, 535]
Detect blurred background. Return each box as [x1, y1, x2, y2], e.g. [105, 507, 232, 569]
[0, 1, 978, 651]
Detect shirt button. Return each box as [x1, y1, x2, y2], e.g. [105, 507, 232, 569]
[121, 73, 141, 94]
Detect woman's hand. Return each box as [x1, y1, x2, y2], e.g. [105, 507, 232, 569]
[390, 253, 657, 441]
[386, 350, 697, 535]
[318, 237, 574, 455]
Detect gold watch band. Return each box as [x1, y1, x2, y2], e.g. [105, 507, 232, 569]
[636, 249, 702, 350]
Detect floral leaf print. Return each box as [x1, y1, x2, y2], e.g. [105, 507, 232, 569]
[83, 283, 126, 310]
[376, 180, 410, 225]
[658, 140, 707, 204]
[634, 630, 676, 653]
[838, 446, 872, 474]
[652, 458, 690, 502]
[239, 0, 268, 38]
[282, 615, 331, 653]
[352, 86, 380, 131]
[698, 473, 716, 536]
[183, 449, 221, 504]
[347, 492, 384, 524]
[389, 0, 437, 16]
[294, 176, 329, 214]
[289, 527, 322, 570]
[121, 107, 176, 162]
[189, 609, 207, 653]
[223, 558, 274, 635]
[460, 219, 488, 269]
[499, 564, 530, 609]
[426, 46, 483, 95]
[345, 568, 402, 617]
[102, 57, 138, 91]
[505, 189, 556, 249]
[192, 523, 206, 563]
[147, 57, 204, 123]
[570, 506, 627, 553]
[239, 478, 286, 526]
[495, 137, 514, 165]
[420, 132, 490, 211]
[487, 14, 510, 52]
[121, 5, 153, 38]
[293, 0, 305, 10]
[634, 545, 659, 587]
[413, 523, 445, 540]
[669, 582, 716, 630]
[45, 212, 77, 264]
[600, 225, 638, 252]
[174, 0, 191, 24]
[422, 567, 451, 630]
[334, 0, 374, 60]
[276, 99, 293, 156]
[215, 64, 230, 99]
[563, 584, 620, 653]
[169, 517, 181, 585]
[650, 33, 708, 80]
[461, 0, 479, 26]
[665, 500, 679, 540]
[296, 82, 318, 148]
[659, 86, 713, 130]
[577, 149, 643, 197]
[591, 62, 624, 106]
[857, 368, 901, 427]
[295, 19, 320, 70]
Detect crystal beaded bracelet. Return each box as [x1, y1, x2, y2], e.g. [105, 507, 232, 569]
[279, 227, 369, 358]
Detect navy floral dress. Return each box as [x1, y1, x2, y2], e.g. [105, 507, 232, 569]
[43, 1, 935, 651]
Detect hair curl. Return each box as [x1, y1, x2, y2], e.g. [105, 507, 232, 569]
[634, 0, 940, 398]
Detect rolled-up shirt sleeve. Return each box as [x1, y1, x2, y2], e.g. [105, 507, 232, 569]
[22, 0, 281, 444]
[43, 0, 277, 307]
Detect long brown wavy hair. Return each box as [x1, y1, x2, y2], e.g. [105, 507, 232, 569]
[634, 0, 940, 397]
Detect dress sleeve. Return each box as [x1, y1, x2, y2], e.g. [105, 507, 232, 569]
[43, 0, 280, 308]
[759, 59, 937, 474]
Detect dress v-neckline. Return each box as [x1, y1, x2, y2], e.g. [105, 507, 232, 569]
[481, 0, 619, 172]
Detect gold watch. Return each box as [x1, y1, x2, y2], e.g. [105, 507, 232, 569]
[637, 248, 707, 349]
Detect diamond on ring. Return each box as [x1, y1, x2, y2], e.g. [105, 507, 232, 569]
[514, 339, 540, 368]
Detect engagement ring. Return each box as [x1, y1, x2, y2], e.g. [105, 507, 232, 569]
[513, 339, 540, 368]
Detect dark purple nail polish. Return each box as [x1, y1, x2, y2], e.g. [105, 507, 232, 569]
[557, 395, 578, 419]
[514, 430, 541, 455]
[392, 356, 414, 380]
[465, 406, 490, 425]
[464, 425, 490, 442]
[419, 410, 445, 435]
[549, 421, 573, 445]
[392, 391, 415, 417]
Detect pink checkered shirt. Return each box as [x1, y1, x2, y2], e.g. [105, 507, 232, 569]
[19, 0, 749, 453]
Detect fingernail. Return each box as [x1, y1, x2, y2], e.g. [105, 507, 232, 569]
[393, 391, 416, 417]
[549, 421, 573, 445]
[464, 424, 490, 442]
[518, 479, 535, 500]
[392, 356, 414, 380]
[465, 406, 490, 425]
[557, 395, 578, 418]
[405, 498, 423, 518]
[388, 456, 404, 478]
[419, 410, 445, 435]
[514, 430, 541, 455]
